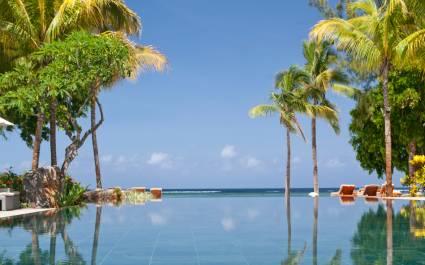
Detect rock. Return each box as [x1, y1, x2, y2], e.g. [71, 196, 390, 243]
[23, 167, 61, 208]
[84, 188, 123, 203]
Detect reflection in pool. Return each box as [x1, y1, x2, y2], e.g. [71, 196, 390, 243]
[1, 195, 425, 265]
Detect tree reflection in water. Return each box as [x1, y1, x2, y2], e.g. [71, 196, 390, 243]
[281, 197, 341, 265]
[0, 207, 86, 265]
[281, 195, 307, 265]
[351, 200, 425, 265]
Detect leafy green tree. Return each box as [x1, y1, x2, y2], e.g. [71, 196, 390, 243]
[249, 65, 337, 199]
[33, 31, 138, 177]
[310, 0, 425, 196]
[0, 0, 141, 168]
[302, 40, 352, 194]
[0, 60, 49, 170]
[350, 70, 425, 179]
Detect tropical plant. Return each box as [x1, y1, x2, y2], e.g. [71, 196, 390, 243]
[301, 40, 352, 194]
[57, 176, 87, 207]
[0, 0, 141, 171]
[0, 168, 23, 193]
[250, 65, 338, 198]
[401, 155, 425, 196]
[309, 0, 425, 195]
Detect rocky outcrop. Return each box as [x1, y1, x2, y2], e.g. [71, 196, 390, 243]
[23, 167, 61, 208]
[84, 188, 151, 204]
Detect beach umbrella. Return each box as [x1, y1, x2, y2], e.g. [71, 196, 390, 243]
[0, 117, 13, 127]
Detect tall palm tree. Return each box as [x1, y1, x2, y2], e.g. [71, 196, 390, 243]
[90, 32, 166, 188]
[250, 66, 338, 200]
[302, 40, 350, 195]
[0, 0, 141, 170]
[309, 0, 425, 196]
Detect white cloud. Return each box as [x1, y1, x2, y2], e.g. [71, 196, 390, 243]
[116, 155, 127, 164]
[241, 156, 261, 168]
[147, 152, 173, 169]
[221, 145, 237, 159]
[221, 217, 235, 231]
[325, 158, 345, 168]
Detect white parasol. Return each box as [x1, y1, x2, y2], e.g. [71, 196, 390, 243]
[0, 117, 14, 127]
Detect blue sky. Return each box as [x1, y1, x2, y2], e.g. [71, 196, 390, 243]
[0, 0, 402, 189]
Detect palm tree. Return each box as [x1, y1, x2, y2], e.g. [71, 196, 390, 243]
[302, 40, 350, 195]
[0, 0, 141, 170]
[90, 32, 166, 189]
[250, 66, 308, 200]
[309, 0, 425, 196]
[250, 66, 338, 200]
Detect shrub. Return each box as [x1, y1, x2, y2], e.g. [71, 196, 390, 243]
[0, 168, 23, 193]
[57, 176, 87, 207]
[401, 155, 425, 196]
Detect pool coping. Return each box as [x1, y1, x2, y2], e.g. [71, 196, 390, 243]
[0, 208, 54, 219]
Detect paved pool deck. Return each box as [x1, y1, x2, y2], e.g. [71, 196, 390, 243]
[0, 208, 54, 219]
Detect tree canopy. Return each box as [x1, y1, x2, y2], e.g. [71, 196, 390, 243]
[349, 70, 425, 177]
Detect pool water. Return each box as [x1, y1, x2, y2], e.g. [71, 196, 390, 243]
[1, 194, 425, 265]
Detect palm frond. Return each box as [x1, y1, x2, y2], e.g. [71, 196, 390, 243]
[348, 0, 378, 16]
[249, 104, 278, 118]
[333, 83, 361, 100]
[310, 18, 381, 73]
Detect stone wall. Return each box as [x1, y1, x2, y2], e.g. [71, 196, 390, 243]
[23, 167, 61, 208]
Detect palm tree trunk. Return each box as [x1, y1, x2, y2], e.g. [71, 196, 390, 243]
[382, 60, 393, 196]
[50, 99, 58, 166]
[313, 196, 318, 265]
[91, 206, 102, 265]
[408, 141, 416, 179]
[91, 97, 102, 189]
[285, 128, 291, 201]
[386, 199, 393, 265]
[32, 113, 44, 171]
[312, 117, 319, 194]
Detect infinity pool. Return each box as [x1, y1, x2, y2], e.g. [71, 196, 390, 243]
[1, 193, 425, 265]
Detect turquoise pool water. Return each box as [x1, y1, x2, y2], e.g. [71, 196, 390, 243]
[1, 193, 425, 265]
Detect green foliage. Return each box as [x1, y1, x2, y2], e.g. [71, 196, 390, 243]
[352, 202, 425, 264]
[0, 168, 23, 193]
[58, 177, 87, 207]
[350, 70, 425, 177]
[401, 155, 425, 195]
[113, 187, 123, 202]
[124, 191, 150, 204]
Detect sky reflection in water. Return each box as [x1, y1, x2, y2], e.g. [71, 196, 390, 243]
[1, 195, 425, 265]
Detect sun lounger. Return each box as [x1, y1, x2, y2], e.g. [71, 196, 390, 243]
[150, 188, 162, 199]
[358, 185, 379, 197]
[331, 184, 356, 197]
[378, 183, 402, 197]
